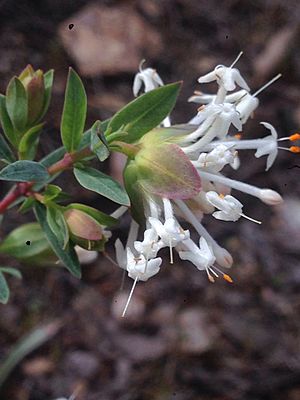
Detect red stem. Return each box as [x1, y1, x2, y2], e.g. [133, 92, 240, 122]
[0, 147, 92, 214]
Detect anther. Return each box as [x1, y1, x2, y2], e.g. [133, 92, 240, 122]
[290, 146, 300, 153]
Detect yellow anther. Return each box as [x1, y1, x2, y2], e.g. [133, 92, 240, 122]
[289, 133, 300, 142]
[219, 193, 225, 199]
[234, 133, 242, 140]
[223, 274, 233, 283]
[290, 146, 300, 153]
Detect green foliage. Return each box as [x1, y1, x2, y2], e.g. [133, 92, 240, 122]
[0, 267, 22, 304]
[34, 202, 81, 278]
[0, 134, 15, 164]
[0, 94, 18, 147]
[90, 120, 110, 162]
[74, 166, 130, 206]
[6, 77, 28, 133]
[46, 205, 69, 249]
[107, 82, 181, 143]
[18, 123, 44, 160]
[61, 68, 87, 152]
[0, 160, 49, 182]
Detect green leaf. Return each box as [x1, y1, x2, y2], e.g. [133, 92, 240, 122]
[43, 184, 62, 202]
[0, 267, 22, 279]
[0, 133, 15, 164]
[90, 120, 110, 162]
[0, 223, 51, 259]
[0, 94, 18, 148]
[0, 160, 49, 182]
[37, 69, 54, 121]
[6, 77, 28, 132]
[107, 82, 181, 143]
[18, 197, 35, 214]
[18, 123, 44, 160]
[61, 68, 87, 152]
[67, 203, 118, 227]
[46, 205, 69, 249]
[0, 272, 9, 304]
[40, 146, 65, 168]
[74, 166, 130, 206]
[34, 202, 81, 278]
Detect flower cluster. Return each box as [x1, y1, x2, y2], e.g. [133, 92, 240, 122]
[115, 54, 300, 315]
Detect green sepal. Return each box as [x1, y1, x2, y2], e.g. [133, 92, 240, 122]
[6, 76, 28, 132]
[37, 69, 54, 121]
[61, 68, 87, 152]
[0, 94, 18, 148]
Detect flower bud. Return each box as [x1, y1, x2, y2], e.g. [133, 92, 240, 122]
[259, 189, 283, 205]
[64, 209, 106, 251]
[19, 65, 45, 125]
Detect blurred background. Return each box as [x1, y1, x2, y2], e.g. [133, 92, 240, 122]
[1, 1, 300, 399]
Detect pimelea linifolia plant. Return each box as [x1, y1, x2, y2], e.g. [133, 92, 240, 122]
[0, 54, 299, 314]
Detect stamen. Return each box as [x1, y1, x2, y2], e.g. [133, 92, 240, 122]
[223, 274, 233, 283]
[139, 59, 146, 72]
[230, 51, 243, 68]
[234, 133, 242, 140]
[290, 146, 300, 153]
[240, 212, 262, 224]
[122, 275, 139, 317]
[169, 238, 174, 264]
[289, 133, 300, 141]
[252, 73, 282, 97]
[88, 240, 92, 250]
[208, 267, 219, 278]
[206, 268, 215, 283]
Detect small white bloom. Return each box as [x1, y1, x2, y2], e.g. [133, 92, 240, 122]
[134, 228, 164, 259]
[195, 144, 236, 172]
[206, 191, 243, 222]
[148, 216, 190, 247]
[179, 237, 216, 271]
[235, 91, 259, 124]
[126, 248, 162, 281]
[133, 67, 164, 96]
[198, 65, 250, 92]
[254, 122, 278, 171]
[115, 238, 127, 270]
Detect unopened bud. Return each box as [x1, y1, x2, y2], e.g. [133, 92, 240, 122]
[64, 209, 105, 251]
[259, 189, 283, 205]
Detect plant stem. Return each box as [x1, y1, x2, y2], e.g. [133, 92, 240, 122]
[0, 147, 92, 214]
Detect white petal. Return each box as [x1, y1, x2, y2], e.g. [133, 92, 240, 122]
[133, 74, 142, 97]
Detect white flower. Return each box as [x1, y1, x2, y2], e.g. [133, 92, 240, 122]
[235, 91, 259, 124]
[179, 237, 216, 271]
[148, 216, 190, 247]
[206, 191, 243, 222]
[126, 248, 162, 281]
[198, 65, 250, 92]
[254, 122, 278, 171]
[134, 228, 164, 259]
[194, 144, 236, 172]
[133, 67, 164, 96]
[115, 238, 127, 270]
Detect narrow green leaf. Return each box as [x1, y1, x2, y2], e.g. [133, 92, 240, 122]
[43, 184, 62, 202]
[46, 205, 69, 249]
[67, 203, 118, 227]
[74, 166, 130, 206]
[0, 267, 22, 279]
[107, 82, 181, 143]
[37, 69, 54, 121]
[18, 197, 35, 214]
[90, 120, 110, 162]
[61, 68, 87, 152]
[0, 94, 18, 148]
[0, 272, 9, 304]
[0, 133, 15, 164]
[6, 77, 28, 132]
[34, 202, 81, 278]
[0, 320, 61, 388]
[18, 123, 44, 160]
[0, 160, 49, 182]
